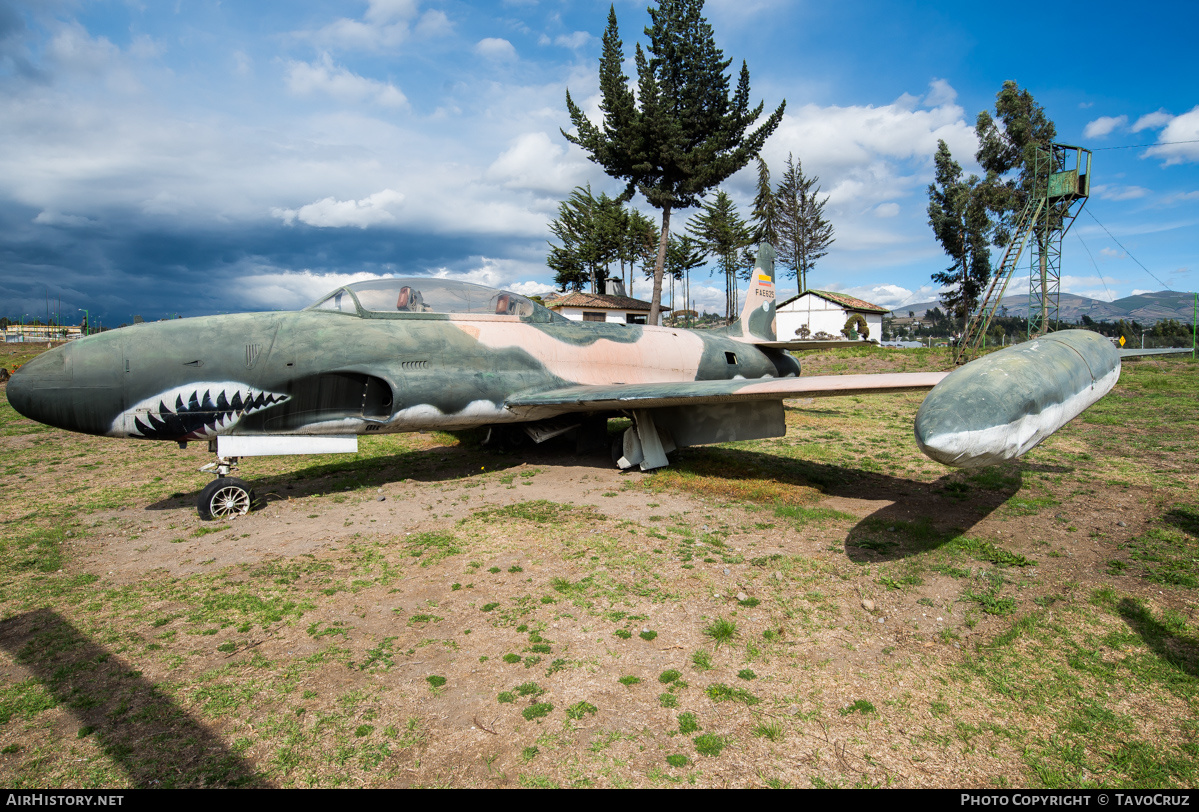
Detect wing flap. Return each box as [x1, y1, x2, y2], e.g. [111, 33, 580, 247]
[506, 372, 948, 417]
[731, 339, 878, 350]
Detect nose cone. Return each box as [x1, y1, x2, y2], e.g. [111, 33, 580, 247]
[7, 350, 67, 423]
[7, 336, 124, 436]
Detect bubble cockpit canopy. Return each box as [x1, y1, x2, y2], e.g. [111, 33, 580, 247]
[306, 277, 560, 323]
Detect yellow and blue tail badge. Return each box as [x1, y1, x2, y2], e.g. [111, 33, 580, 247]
[736, 243, 777, 343]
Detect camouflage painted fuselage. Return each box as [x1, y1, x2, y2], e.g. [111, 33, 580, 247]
[7, 305, 800, 443]
[13, 264, 1118, 473]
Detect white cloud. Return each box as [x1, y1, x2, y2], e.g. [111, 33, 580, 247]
[46, 21, 120, 73]
[1059, 275, 1116, 300]
[675, 281, 728, 316]
[298, 0, 420, 51]
[1083, 115, 1127, 139]
[1133, 109, 1172, 131]
[1099, 248, 1126, 259]
[238, 258, 561, 313]
[923, 78, 956, 107]
[232, 50, 252, 77]
[1093, 184, 1150, 201]
[429, 257, 555, 295]
[874, 202, 899, 218]
[285, 54, 408, 107]
[762, 80, 976, 212]
[475, 38, 517, 61]
[1131, 289, 1154, 296]
[824, 282, 939, 310]
[1144, 106, 1199, 164]
[273, 189, 406, 228]
[554, 31, 591, 50]
[365, 0, 419, 24]
[414, 10, 453, 38]
[238, 268, 391, 311]
[39, 19, 151, 95]
[1158, 190, 1199, 205]
[485, 132, 590, 195]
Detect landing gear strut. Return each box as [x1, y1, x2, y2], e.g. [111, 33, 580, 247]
[197, 454, 255, 520]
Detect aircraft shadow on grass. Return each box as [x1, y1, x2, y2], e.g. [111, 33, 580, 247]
[144, 438, 1070, 567]
[0, 608, 270, 788]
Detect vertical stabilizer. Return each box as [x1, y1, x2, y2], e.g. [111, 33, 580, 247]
[735, 243, 777, 342]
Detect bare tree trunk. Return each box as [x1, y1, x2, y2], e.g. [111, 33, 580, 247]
[649, 206, 672, 327]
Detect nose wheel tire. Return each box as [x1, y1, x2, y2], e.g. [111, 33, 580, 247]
[197, 477, 255, 520]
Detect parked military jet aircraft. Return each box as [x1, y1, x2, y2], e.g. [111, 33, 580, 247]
[7, 247, 1121, 519]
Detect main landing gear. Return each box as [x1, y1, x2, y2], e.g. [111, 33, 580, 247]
[197, 455, 256, 520]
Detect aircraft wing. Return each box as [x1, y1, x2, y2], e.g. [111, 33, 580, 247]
[1118, 347, 1192, 357]
[505, 372, 947, 418]
[734, 339, 878, 350]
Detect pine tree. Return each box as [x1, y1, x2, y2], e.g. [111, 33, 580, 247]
[563, 1, 784, 325]
[927, 140, 991, 329]
[687, 190, 752, 320]
[662, 233, 705, 324]
[975, 81, 1057, 248]
[775, 154, 834, 295]
[749, 157, 777, 247]
[622, 209, 660, 298]
[547, 186, 623, 293]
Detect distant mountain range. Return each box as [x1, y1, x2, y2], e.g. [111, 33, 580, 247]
[890, 290, 1197, 324]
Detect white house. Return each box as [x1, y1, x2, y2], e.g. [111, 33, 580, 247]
[545, 291, 664, 325]
[776, 290, 888, 340]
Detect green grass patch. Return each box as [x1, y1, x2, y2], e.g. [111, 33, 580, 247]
[566, 701, 598, 720]
[839, 699, 876, 716]
[705, 683, 759, 705]
[677, 712, 700, 734]
[704, 618, 737, 647]
[405, 531, 461, 566]
[693, 733, 726, 757]
[522, 702, 553, 721]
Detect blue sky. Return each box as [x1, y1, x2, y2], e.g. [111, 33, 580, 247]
[1, 0, 1196, 324]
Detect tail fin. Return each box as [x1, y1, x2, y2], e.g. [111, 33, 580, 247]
[732, 243, 777, 342]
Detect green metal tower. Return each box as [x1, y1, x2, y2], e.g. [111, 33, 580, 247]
[1027, 143, 1091, 338]
[955, 143, 1091, 364]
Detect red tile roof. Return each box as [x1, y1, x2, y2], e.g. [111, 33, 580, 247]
[546, 292, 667, 312]
[777, 290, 889, 314]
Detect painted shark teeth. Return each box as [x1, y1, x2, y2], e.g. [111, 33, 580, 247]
[121, 384, 289, 440]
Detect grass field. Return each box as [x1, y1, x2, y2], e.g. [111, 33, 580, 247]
[0, 342, 1195, 788]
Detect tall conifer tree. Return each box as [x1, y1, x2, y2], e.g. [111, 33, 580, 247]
[563, 1, 784, 325]
[775, 154, 834, 295]
[975, 81, 1057, 248]
[927, 140, 991, 328]
[687, 190, 752, 320]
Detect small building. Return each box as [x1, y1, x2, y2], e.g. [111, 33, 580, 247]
[3, 324, 84, 343]
[776, 290, 888, 340]
[546, 291, 665, 325]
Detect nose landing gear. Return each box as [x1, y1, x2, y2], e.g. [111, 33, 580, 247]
[197, 455, 255, 520]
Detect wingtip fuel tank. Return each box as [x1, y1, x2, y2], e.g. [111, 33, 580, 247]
[914, 330, 1120, 468]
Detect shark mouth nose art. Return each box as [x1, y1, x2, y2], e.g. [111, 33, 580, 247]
[114, 383, 290, 440]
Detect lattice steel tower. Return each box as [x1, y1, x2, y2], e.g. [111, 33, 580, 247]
[1027, 144, 1091, 337]
[955, 143, 1091, 364]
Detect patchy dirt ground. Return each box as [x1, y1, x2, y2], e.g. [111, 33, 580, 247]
[1, 347, 1196, 789]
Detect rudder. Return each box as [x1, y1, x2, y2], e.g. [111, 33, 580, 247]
[735, 243, 777, 342]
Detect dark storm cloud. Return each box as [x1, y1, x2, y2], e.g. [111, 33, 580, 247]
[0, 0, 42, 80]
[0, 200, 540, 323]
